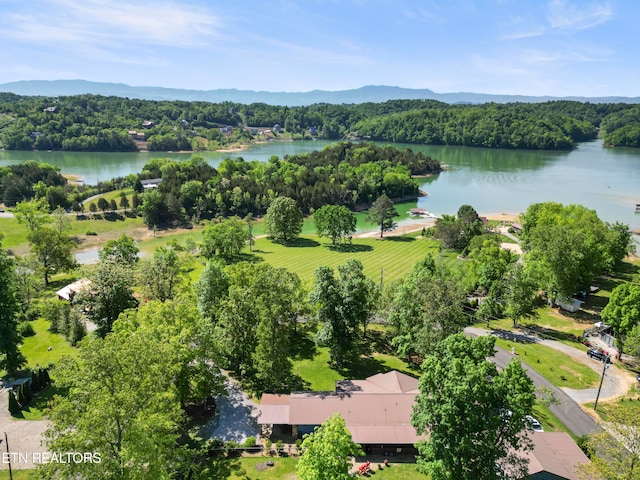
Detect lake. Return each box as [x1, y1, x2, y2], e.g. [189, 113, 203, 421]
[1, 139, 639, 231]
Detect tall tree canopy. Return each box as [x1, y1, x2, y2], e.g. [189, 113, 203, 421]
[313, 204, 357, 246]
[0, 238, 26, 374]
[263, 196, 304, 242]
[412, 334, 535, 480]
[601, 282, 640, 355]
[44, 326, 187, 479]
[389, 256, 467, 359]
[520, 202, 627, 298]
[296, 413, 364, 480]
[311, 260, 376, 366]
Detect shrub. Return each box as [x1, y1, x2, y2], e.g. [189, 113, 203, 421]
[25, 305, 41, 321]
[18, 321, 35, 337]
[86, 231, 97, 236]
[243, 436, 256, 448]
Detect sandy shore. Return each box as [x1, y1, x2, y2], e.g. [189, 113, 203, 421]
[354, 212, 521, 238]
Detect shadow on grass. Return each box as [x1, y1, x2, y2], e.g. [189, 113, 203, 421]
[384, 236, 416, 242]
[288, 331, 318, 361]
[337, 354, 391, 380]
[521, 324, 583, 344]
[282, 238, 320, 248]
[492, 328, 538, 344]
[327, 243, 373, 253]
[195, 455, 239, 480]
[103, 212, 125, 222]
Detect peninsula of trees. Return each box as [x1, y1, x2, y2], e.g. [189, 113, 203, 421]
[2, 92, 640, 151]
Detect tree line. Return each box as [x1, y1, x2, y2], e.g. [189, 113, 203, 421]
[2, 92, 640, 151]
[137, 142, 439, 227]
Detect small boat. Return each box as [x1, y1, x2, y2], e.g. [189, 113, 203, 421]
[636, 203, 640, 212]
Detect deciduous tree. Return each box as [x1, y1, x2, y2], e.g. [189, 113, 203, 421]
[99, 234, 139, 266]
[601, 282, 640, 356]
[43, 328, 189, 479]
[314, 205, 356, 246]
[201, 217, 248, 258]
[263, 196, 303, 242]
[412, 334, 535, 480]
[296, 413, 363, 480]
[389, 256, 467, 359]
[579, 407, 640, 480]
[140, 246, 184, 302]
[75, 259, 138, 337]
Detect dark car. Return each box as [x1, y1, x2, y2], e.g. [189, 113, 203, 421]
[587, 349, 610, 363]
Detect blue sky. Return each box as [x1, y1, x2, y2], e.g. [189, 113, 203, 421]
[0, 0, 638, 96]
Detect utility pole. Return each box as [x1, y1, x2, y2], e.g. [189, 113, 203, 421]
[593, 355, 610, 412]
[3, 431, 13, 480]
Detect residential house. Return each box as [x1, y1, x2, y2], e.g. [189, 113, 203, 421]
[258, 371, 421, 454]
[56, 278, 92, 303]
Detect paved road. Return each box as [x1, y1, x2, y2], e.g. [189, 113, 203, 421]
[200, 374, 260, 444]
[0, 386, 49, 471]
[465, 327, 602, 437]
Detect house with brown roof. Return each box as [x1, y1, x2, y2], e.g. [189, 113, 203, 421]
[258, 371, 421, 454]
[259, 371, 594, 476]
[521, 432, 592, 480]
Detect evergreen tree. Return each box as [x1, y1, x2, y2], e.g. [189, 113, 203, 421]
[0, 238, 26, 374]
[17, 382, 28, 408]
[366, 194, 398, 238]
[8, 389, 21, 415]
[31, 369, 41, 392]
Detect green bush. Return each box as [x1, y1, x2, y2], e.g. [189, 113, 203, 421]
[243, 436, 256, 448]
[86, 231, 98, 236]
[18, 321, 35, 337]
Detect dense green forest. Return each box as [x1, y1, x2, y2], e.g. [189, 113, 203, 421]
[138, 142, 439, 227]
[2, 92, 640, 151]
[1, 143, 439, 222]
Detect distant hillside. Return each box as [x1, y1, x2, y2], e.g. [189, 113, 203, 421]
[1, 80, 639, 106]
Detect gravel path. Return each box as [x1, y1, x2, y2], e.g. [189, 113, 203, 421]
[0, 387, 49, 470]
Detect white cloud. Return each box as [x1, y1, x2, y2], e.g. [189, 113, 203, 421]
[546, 0, 613, 31]
[2, 0, 222, 49]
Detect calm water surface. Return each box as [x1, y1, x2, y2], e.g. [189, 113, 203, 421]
[1, 140, 638, 230]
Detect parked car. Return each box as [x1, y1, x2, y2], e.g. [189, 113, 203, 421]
[526, 415, 544, 432]
[587, 349, 610, 363]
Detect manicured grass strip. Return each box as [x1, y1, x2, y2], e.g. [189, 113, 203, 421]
[494, 338, 600, 390]
[20, 318, 78, 368]
[251, 234, 441, 286]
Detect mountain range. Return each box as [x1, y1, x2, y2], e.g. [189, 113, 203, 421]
[1, 80, 639, 106]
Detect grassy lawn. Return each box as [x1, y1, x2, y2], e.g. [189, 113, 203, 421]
[584, 396, 640, 422]
[10, 385, 60, 421]
[290, 325, 419, 391]
[0, 471, 39, 479]
[494, 338, 600, 389]
[19, 318, 78, 369]
[250, 234, 446, 286]
[217, 456, 429, 480]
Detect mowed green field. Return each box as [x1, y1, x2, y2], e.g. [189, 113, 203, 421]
[249, 234, 448, 286]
